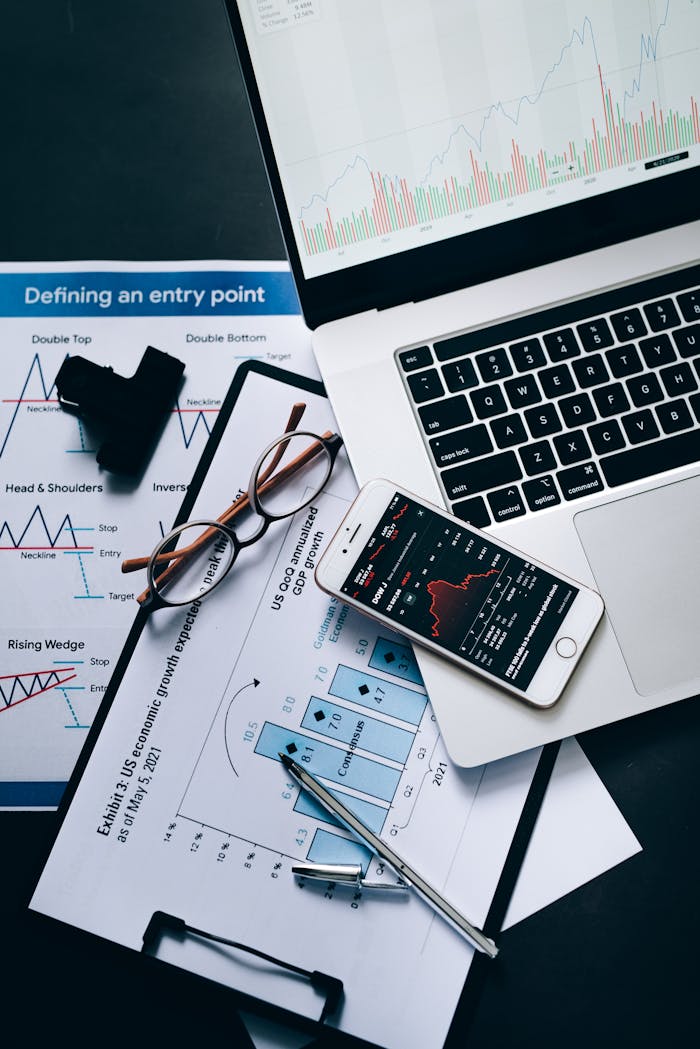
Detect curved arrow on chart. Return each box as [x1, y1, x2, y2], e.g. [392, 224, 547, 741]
[224, 678, 260, 777]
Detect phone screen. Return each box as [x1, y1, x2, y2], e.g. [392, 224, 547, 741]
[341, 492, 579, 691]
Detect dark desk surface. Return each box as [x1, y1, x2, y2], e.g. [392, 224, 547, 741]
[2, 3, 697, 1046]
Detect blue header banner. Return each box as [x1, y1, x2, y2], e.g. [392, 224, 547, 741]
[0, 270, 301, 317]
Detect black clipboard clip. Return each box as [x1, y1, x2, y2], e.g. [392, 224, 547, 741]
[141, 911, 344, 1025]
[55, 346, 185, 475]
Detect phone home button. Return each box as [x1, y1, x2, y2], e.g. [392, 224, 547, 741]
[556, 636, 577, 659]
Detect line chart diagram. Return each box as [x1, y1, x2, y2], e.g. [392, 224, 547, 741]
[0, 504, 91, 551]
[0, 505, 104, 601]
[0, 352, 61, 460]
[0, 663, 91, 728]
[249, 0, 698, 270]
[0, 666, 77, 713]
[0, 260, 313, 805]
[0, 351, 96, 460]
[1, 352, 223, 462]
[171, 400, 220, 450]
[427, 569, 501, 639]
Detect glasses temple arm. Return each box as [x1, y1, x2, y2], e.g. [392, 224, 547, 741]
[256, 402, 306, 487]
[121, 403, 308, 577]
[128, 431, 335, 604]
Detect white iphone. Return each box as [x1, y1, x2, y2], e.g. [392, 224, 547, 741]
[315, 479, 605, 709]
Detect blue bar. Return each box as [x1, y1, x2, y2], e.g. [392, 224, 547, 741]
[369, 636, 424, 686]
[0, 781, 66, 807]
[329, 665, 427, 726]
[302, 697, 414, 764]
[0, 270, 300, 317]
[306, 828, 371, 871]
[255, 722, 401, 803]
[295, 783, 388, 835]
[295, 789, 341, 827]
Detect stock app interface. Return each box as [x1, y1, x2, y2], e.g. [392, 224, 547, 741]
[342, 493, 579, 690]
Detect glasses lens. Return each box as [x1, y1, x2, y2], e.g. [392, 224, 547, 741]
[148, 523, 236, 606]
[254, 432, 332, 519]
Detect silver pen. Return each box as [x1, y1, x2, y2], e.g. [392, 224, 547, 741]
[278, 752, 498, 958]
[290, 860, 410, 891]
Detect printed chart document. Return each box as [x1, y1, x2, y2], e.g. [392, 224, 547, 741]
[0, 259, 639, 916]
[32, 364, 542, 1049]
[0, 261, 313, 807]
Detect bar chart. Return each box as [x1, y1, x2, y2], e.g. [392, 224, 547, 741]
[242, 0, 700, 274]
[180, 625, 437, 873]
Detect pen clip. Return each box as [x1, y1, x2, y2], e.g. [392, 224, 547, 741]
[292, 861, 410, 892]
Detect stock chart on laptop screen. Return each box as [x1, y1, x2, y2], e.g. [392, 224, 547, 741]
[237, 0, 699, 277]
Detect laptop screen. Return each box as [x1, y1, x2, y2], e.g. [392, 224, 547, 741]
[234, 1, 699, 282]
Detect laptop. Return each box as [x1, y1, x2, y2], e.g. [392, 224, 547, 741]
[225, 0, 700, 766]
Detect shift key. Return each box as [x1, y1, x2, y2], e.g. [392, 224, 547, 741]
[442, 450, 522, 500]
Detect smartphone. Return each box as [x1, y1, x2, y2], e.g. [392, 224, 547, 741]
[315, 479, 604, 708]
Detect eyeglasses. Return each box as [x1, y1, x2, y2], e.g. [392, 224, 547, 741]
[121, 403, 343, 610]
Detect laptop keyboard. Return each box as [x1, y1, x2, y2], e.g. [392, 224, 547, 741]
[398, 264, 700, 528]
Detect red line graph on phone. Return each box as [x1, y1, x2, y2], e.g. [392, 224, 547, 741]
[426, 569, 499, 638]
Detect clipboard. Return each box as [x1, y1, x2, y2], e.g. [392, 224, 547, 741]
[27, 359, 559, 1048]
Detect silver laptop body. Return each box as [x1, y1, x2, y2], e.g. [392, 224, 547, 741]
[227, 0, 700, 765]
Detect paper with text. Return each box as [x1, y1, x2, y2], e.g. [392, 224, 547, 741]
[31, 366, 540, 1049]
[0, 261, 313, 806]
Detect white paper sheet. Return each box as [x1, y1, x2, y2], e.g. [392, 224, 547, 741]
[9, 261, 641, 1049]
[31, 365, 540, 1049]
[0, 261, 313, 806]
[241, 735, 641, 1048]
[504, 735, 641, 928]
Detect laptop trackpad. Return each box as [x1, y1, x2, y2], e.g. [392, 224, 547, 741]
[574, 474, 700, 697]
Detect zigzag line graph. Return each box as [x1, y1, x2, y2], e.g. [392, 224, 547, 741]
[0, 506, 103, 599]
[0, 667, 77, 713]
[0, 505, 92, 551]
[2, 352, 224, 460]
[1, 352, 62, 459]
[0, 351, 95, 459]
[171, 401, 219, 449]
